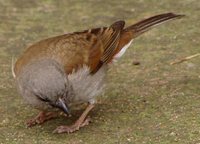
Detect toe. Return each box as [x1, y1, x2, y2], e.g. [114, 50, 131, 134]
[53, 118, 92, 134]
[53, 125, 71, 134]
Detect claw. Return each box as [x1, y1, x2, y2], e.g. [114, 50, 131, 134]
[53, 117, 91, 134]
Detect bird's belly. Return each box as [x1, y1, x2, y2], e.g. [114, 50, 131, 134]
[68, 65, 107, 104]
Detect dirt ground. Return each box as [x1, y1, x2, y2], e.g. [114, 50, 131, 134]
[0, 0, 199, 143]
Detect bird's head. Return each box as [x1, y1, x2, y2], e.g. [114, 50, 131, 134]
[16, 59, 73, 115]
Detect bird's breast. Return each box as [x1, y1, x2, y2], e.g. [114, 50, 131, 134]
[68, 65, 107, 104]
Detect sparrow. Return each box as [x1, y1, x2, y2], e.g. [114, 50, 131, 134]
[13, 13, 184, 133]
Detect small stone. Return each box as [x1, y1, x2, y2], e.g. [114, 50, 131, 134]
[132, 61, 140, 65]
[170, 132, 176, 136]
[127, 138, 131, 142]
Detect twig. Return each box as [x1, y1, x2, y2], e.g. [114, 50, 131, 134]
[170, 53, 200, 65]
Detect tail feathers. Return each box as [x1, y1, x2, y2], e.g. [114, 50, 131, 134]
[124, 13, 184, 37]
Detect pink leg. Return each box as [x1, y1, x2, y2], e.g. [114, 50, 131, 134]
[53, 104, 94, 134]
[26, 111, 58, 127]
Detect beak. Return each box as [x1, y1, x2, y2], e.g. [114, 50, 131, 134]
[57, 98, 70, 115]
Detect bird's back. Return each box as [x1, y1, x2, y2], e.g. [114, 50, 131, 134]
[14, 13, 183, 77]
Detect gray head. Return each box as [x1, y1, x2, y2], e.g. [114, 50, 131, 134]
[16, 59, 72, 115]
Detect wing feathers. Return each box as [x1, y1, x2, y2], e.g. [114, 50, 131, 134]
[90, 20, 125, 72]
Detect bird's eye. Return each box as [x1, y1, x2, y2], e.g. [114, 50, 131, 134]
[34, 93, 50, 102]
[38, 96, 50, 102]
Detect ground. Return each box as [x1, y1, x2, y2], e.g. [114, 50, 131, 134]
[0, 0, 200, 144]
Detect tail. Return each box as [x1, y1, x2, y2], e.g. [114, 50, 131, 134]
[112, 13, 184, 63]
[124, 13, 185, 37]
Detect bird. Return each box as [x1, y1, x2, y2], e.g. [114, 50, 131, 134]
[13, 13, 184, 133]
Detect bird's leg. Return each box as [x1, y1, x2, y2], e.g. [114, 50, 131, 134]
[53, 103, 94, 134]
[26, 111, 58, 127]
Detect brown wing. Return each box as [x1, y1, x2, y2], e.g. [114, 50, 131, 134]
[55, 21, 125, 74]
[87, 21, 125, 73]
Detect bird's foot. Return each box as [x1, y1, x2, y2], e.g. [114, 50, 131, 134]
[26, 111, 58, 127]
[53, 117, 91, 134]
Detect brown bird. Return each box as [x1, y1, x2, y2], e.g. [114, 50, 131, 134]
[13, 13, 184, 133]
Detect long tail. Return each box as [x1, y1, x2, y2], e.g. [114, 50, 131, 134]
[124, 13, 184, 38]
